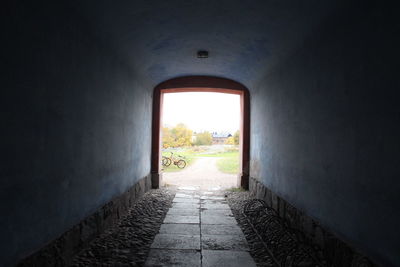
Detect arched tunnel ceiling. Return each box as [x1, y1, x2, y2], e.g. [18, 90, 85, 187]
[75, 0, 340, 90]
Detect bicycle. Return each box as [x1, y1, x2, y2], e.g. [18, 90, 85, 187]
[161, 152, 186, 169]
[162, 156, 171, 167]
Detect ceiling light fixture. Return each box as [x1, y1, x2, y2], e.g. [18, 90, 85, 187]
[197, 50, 209, 58]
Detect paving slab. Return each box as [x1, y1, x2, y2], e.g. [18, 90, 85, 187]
[202, 234, 249, 251]
[151, 234, 200, 250]
[178, 186, 198, 191]
[200, 199, 227, 204]
[178, 192, 201, 198]
[201, 203, 230, 210]
[173, 198, 200, 203]
[202, 250, 256, 267]
[201, 214, 237, 225]
[208, 186, 224, 191]
[159, 224, 200, 235]
[172, 203, 200, 209]
[201, 224, 244, 236]
[201, 191, 225, 196]
[200, 196, 226, 200]
[163, 215, 199, 224]
[201, 209, 233, 216]
[176, 193, 200, 199]
[145, 249, 201, 267]
[147, 189, 256, 266]
[167, 208, 199, 216]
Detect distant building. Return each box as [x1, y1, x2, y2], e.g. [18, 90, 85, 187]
[212, 132, 232, 145]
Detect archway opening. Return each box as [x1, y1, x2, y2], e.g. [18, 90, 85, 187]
[161, 92, 240, 190]
[151, 76, 250, 189]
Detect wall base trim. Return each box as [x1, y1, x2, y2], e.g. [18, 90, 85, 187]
[18, 174, 152, 266]
[239, 173, 249, 190]
[151, 172, 162, 189]
[249, 177, 378, 267]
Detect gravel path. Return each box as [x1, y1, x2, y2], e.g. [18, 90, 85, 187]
[163, 157, 237, 190]
[71, 189, 175, 267]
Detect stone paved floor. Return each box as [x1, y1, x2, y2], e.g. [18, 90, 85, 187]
[145, 188, 257, 267]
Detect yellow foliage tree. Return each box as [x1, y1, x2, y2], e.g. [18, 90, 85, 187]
[162, 127, 173, 148]
[233, 130, 240, 145]
[225, 136, 235, 145]
[162, 123, 193, 148]
[194, 131, 213, 146]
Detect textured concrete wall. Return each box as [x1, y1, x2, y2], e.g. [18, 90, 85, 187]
[1, 2, 152, 266]
[250, 2, 400, 266]
[74, 0, 337, 91]
[17, 175, 151, 266]
[250, 178, 377, 267]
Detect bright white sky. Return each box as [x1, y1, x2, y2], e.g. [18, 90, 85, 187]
[163, 92, 240, 134]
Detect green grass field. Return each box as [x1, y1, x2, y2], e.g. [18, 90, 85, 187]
[161, 146, 239, 173]
[216, 154, 239, 174]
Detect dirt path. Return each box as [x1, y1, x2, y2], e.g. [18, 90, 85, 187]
[162, 157, 238, 190]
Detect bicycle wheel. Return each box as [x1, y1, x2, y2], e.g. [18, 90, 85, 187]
[165, 158, 172, 167]
[176, 159, 186, 169]
[162, 157, 168, 166]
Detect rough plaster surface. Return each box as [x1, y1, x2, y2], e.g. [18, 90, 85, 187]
[18, 176, 152, 266]
[2, 3, 152, 265]
[250, 3, 400, 266]
[249, 178, 377, 267]
[74, 0, 338, 90]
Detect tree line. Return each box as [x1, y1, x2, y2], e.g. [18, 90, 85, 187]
[162, 123, 239, 148]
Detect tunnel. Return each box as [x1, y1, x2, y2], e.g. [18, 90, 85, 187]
[2, 0, 400, 266]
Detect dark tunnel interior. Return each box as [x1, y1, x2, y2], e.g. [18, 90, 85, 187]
[2, 0, 400, 266]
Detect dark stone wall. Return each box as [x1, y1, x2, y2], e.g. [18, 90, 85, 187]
[250, 2, 400, 266]
[1, 2, 152, 266]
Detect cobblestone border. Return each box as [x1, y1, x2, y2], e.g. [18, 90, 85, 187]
[226, 191, 277, 267]
[226, 178, 379, 267]
[18, 175, 153, 267]
[226, 188, 379, 267]
[72, 188, 175, 266]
